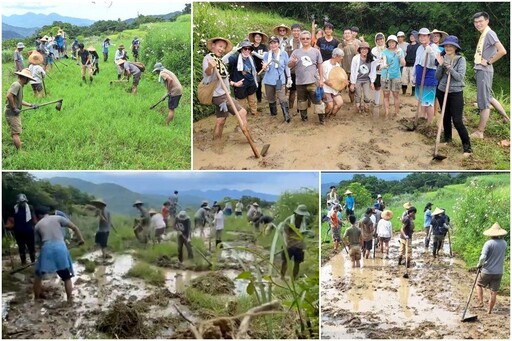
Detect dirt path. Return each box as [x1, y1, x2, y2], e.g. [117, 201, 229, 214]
[193, 91, 504, 170]
[321, 232, 510, 339]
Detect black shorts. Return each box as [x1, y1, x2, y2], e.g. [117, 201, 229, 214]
[56, 269, 73, 281]
[95, 231, 110, 248]
[282, 246, 304, 263]
[363, 240, 373, 251]
[374, 74, 381, 89]
[31, 83, 43, 92]
[233, 83, 257, 100]
[168, 95, 182, 109]
[346, 208, 354, 217]
[235, 212, 242, 216]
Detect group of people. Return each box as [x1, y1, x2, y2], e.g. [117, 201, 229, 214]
[201, 11, 508, 156]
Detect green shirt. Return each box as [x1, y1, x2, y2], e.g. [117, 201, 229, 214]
[5, 81, 23, 116]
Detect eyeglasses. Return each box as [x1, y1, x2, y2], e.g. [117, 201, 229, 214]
[300, 37, 311, 40]
[279, 28, 287, 31]
[242, 47, 251, 51]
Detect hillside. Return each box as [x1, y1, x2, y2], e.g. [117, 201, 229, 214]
[2, 12, 94, 28]
[2, 23, 38, 39]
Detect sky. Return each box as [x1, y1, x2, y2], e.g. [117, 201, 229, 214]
[321, 172, 411, 185]
[2, 0, 189, 21]
[30, 171, 319, 196]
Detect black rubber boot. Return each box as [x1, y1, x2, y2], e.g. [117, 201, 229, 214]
[398, 256, 403, 266]
[89, 76, 93, 83]
[82, 76, 86, 83]
[411, 86, 415, 96]
[402, 85, 407, 95]
[269, 102, 277, 116]
[300, 110, 308, 122]
[406, 260, 411, 268]
[117, 74, 121, 80]
[319, 114, 326, 125]
[280, 102, 290, 123]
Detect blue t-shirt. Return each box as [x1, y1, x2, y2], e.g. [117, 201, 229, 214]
[424, 209, 432, 228]
[381, 48, 405, 80]
[345, 196, 355, 210]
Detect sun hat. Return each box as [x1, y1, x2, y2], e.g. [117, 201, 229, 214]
[87, 46, 96, 52]
[116, 59, 126, 65]
[386, 35, 398, 44]
[294, 204, 310, 216]
[377, 194, 382, 198]
[375, 33, 385, 41]
[118, 44, 125, 49]
[152, 62, 164, 73]
[328, 66, 348, 91]
[431, 29, 448, 42]
[410, 30, 418, 39]
[201, 200, 209, 207]
[56, 32, 62, 36]
[397, 31, 406, 37]
[16, 193, 28, 203]
[483, 223, 508, 237]
[238, 40, 253, 52]
[432, 207, 445, 216]
[248, 31, 269, 44]
[344, 190, 353, 195]
[28, 51, 43, 65]
[252, 202, 259, 207]
[91, 198, 107, 207]
[418, 28, 430, 36]
[14, 68, 36, 82]
[439, 35, 461, 50]
[382, 210, 393, 220]
[132, 200, 144, 206]
[273, 24, 291, 36]
[268, 36, 280, 43]
[148, 208, 158, 215]
[177, 211, 189, 220]
[357, 41, 370, 53]
[207, 37, 233, 53]
[403, 201, 412, 209]
[17, 42, 25, 49]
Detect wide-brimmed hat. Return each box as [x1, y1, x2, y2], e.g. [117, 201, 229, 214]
[201, 200, 209, 207]
[403, 202, 412, 209]
[418, 28, 430, 36]
[238, 40, 253, 52]
[152, 62, 164, 73]
[16, 193, 28, 203]
[148, 208, 158, 215]
[206, 37, 233, 53]
[116, 59, 126, 65]
[118, 44, 125, 49]
[14, 68, 36, 82]
[91, 198, 107, 207]
[439, 35, 461, 51]
[273, 24, 291, 36]
[41, 35, 49, 42]
[56, 32, 62, 36]
[28, 51, 43, 65]
[410, 30, 418, 39]
[344, 190, 353, 195]
[382, 210, 393, 220]
[357, 41, 371, 53]
[294, 204, 310, 216]
[397, 31, 406, 37]
[87, 46, 96, 52]
[377, 194, 382, 198]
[431, 29, 448, 42]
[386, 35, 398, 44]
[328, 66, 348, 91]
[252, 202, 259, 206]
[248, 31, 268, 44]
[268, 35, 280, 44]
[177, 210, 188, 220]
[483, 223, 508, 237]
[17, 42, 25, 49]
[133, 200, 144, 206]
[432, 207, 445, 216]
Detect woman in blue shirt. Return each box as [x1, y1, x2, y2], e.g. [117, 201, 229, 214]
[423, 202, 433, 247]
[381, 35, 406, 117]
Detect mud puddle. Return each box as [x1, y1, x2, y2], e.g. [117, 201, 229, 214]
[321, 233, 510, 339]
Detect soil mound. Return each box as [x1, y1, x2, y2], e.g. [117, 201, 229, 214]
[190, 272, 235, 295]
[96, 298, 154, 338]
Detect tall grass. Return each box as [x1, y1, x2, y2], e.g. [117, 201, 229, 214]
[127, 261, 166, 286]
[2, 19, 191, 170]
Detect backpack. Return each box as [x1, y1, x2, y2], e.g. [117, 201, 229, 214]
[132, 61, 145, 72]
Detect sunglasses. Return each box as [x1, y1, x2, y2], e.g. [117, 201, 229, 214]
[242, 47, 251, 51]
[300, 37, 311, 40]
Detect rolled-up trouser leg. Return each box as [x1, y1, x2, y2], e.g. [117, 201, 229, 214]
[247, 93, 257, 115]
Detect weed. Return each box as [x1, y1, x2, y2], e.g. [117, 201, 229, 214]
[126, 261, 165, 286]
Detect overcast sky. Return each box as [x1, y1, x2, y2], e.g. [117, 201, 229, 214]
[2, 0, 188, 21]
[30, 171, 319, 196]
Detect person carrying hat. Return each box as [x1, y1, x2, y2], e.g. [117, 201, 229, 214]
[131, 36, 141, 62]
[435, 35, 472, 156]
[116, 59, 141, 95]
[148, 208, 166, 244]
[133, 200, 150, 243]
[350, 41, 377, 114]
[402, 31, 419, 96]
[377, 210, 393, 258]
[288, 30, 325, 124]
[152, 62, 183, 125]
[222, 39, 259, 116]
[322, 48, 345, 119]
[262, 35, 291, 122]
[14, 42, 25, 72]
[344, 190, 355, 218]
[475, 222, 507, 314]
[175, 210, 194, 262]
[430, 207, 449, 258]
[371, 33, 386, 107]
[277, 204, 310, 279]
[114, 44, 129, 80]
[33, 207, 85, 302]
[102, 38, 110, 62]
[248, 31, 268, 104]
[399, 206, 416, 267]
[471, 11, 509, 140]
[194, 201, 211, 238]
[28, 51, 46, 98]
[12, 193, 38, 265]
[4, 68, 39, 149]
[91, 199, 115, 258]
[423, 202, 433, 248]
[381, 35, 406, 117]
[202, 36, 249, 140]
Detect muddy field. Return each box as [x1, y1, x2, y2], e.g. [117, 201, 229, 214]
[321, 232, 510, 339]
[193, 91, 509, 170]
[1, 229, 273, 339]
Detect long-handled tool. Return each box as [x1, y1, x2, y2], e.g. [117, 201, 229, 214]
[321, 226, 331, 244]
[425, 224, 433, 249]
[150, 94, 169, 110]
[403, 238, 410, 278]
[42, 78, 47, 97]
[20, 98, 63, 112]
[214, 68, 270, 158]
[405, 53, 429, 131]
[179, 231, 212, 266]
[432, 71, 451, 160]
[447, 229, 453, 257]
[461, 267, 480, 322]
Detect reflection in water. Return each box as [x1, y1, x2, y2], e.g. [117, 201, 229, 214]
[398, 277, 413, 318]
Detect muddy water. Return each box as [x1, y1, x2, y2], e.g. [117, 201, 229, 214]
[321, 233, 510, 339]
[193, 92, 492, 170]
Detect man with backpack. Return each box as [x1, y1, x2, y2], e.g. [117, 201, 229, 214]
[152, 62, 183, 125]
[116, 59, 142, 95]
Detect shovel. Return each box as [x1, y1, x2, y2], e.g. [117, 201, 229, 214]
[214, 68, 270, 158]
[403, 238, 410, 279]
[150, 94, 169, 110]
[20, 99, 63, 112]
[461, 267, 480, 322]
[179, 232, 212, 266]
[433, 71, 451, 161]
[404, 53, 429, 131]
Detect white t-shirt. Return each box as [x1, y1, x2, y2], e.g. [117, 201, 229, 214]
[322, 59, 340, 95]
[150, 213, 166, 230]
[214, 211, 224, 230]
[377, 219, 392, 238]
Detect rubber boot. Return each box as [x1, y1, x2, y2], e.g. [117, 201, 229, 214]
[398, 256, 403, 266]
[269, 102, 277, 116]
[402, 85, 407, 95]
[319, 114, 326, 125]
[411, 86, 415, 96]
[89, 76, 93, 84]
[82, 76, 86, 83]
[289, 90, 296, 109]
[300, 110, 308, 122]
[406, 260, 411, 268]
[117, 74, 121, 80]
[280, 102, 290, 123]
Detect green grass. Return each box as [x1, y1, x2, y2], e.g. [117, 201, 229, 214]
[2, 19, 191, 170]
[126, 261, 165, 286]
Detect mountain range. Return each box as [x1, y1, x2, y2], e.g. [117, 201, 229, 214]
[2, 12, 95, 28]
[48, 177, 278, 216]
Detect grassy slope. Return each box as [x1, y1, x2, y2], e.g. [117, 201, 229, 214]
[2, 20, 191, 170]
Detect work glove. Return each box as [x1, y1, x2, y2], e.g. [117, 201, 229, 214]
[425, 45, 434, 56]
[286, 78, 293, 88]
[219, 101, 228, 112]
[13, 108, 21, 115]
[477, 258, 485, 269]
[31, 104, 39, 109]
[443, 62, 452, 70]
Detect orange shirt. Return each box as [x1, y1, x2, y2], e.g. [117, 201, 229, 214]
[330, 210, 339, 227]
[161, 206, 170, 220]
